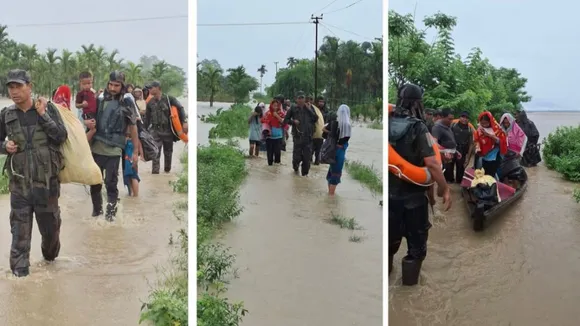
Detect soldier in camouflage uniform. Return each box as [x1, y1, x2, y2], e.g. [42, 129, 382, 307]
[0, 69, 68, 277]
[144, 81, 187, 174]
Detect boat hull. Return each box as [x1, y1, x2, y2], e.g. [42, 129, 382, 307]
[461, 167, 528, 231]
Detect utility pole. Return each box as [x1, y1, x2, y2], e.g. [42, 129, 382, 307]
[311, 14, 323, 99]
[274, 61, 279, 74]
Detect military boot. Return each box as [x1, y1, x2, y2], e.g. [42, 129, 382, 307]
[105, 200, 119, 221]
[91, 191, 103, 217]
[401, 255, 423, 286]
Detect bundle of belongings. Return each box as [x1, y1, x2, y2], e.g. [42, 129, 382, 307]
[470, 168, 501, 204]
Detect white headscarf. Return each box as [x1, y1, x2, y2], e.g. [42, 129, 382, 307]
[337, 104, 352, 139]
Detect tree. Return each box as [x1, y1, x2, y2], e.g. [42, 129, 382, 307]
[0, 24, 186, 97]
[226, 66, 259, 104]
[257, 64, 267, 93]
[268, 37, 383, 109]
[388, 10, 531, 120]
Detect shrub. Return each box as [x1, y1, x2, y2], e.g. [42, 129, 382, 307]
[140, 153, 188, 325]
[543, 126, 580, 182]
[197, 142, 248, 325]
[203, 104, 253, 139]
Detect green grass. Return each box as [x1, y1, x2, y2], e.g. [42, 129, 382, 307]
[0, 156, 7, 194]
[345, 160, 383, 194]
[327, 212, 363, 230]
[139, 152, 188, 326]
[367, 121, 383, 130]
[202, 104, 253, 139]
[197, 141, 249, 325]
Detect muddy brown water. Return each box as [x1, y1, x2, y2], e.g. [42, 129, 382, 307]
[198, 101, 383, 326]
[0, 99, 187, 325]
[389, 111, 580, 326]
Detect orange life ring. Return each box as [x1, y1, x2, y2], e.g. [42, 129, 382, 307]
[170, 105, 188, 143]
[387, 103, 442, 186]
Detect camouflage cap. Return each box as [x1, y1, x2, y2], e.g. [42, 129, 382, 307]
[295, 91, 305, 98]
[6, 69, 31, 85]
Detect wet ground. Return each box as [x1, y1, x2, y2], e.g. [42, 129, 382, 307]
[389, 112, 580, 326]
[0, 99, 187, 325]
[198, 101, 383, 326]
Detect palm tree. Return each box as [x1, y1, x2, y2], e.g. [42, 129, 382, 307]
[203, 66, 223, 107]
[257, 64, 267, 93]
[0, 24, 186, 97]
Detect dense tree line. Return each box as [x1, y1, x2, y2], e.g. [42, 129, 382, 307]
[388, 10, 531, 120]
[0, 25, 186, 98]
[197, 35, 383, 113]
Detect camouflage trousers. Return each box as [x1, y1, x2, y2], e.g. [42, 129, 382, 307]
[9, 190, 61, 272]
[151, 130, 174, 173]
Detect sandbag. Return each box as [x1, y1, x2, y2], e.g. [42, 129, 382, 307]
[52, 103, 102, 185]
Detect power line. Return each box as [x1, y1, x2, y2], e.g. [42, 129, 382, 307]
[323, 0, 364, 15]
[6, 15, 187, 28]
[313, 0, 342, 15]
[198, 21, 310, 27]
[321, 22, 374, 41]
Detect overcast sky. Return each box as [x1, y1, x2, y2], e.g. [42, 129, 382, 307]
[1, 0, 187, 73]
[197, 0, 382, 90]
[389, 0, 570, 110]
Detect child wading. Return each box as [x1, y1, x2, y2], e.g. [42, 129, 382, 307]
[123, 137, 140, 196]
[248, 103, 264, 157]
[261, 100, 285, 165]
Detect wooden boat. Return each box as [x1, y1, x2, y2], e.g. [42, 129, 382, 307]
[460, 162, 528, 231]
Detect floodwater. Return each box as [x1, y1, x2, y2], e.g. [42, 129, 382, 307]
[0, 98, 187, 325]
[198, 102, 383, 326]
[389, 111, 580, 326]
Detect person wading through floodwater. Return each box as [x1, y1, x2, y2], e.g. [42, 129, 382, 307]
[432, 108, 460, 183]
[284, 91, 318, 176]
[145, 81, 188, 174]
[515, 109, 542, 167]
[0, 69, 68, 277]
[451, 111, 475, 183]
[87, 71, 140, 221]
[389, 83, 451, 286]
[311, 96, 327, 165]
[326, 104, 351, 195]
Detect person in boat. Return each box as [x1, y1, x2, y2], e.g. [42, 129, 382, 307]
[515, 109, 541, 167]
[474, 111, 508, 178]
[325, 104, 351, 195]
[500, 113, 527, 158]
[389, 83, 451, 286]
[283, 91, 319, 176]
[451, 111, 475, 184]
[431, 108, 460, 183]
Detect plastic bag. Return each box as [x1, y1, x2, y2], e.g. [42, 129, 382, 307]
[320, 137, 337, 164]
[53, 103, 102, 185]
[139, 128, 159, 162]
